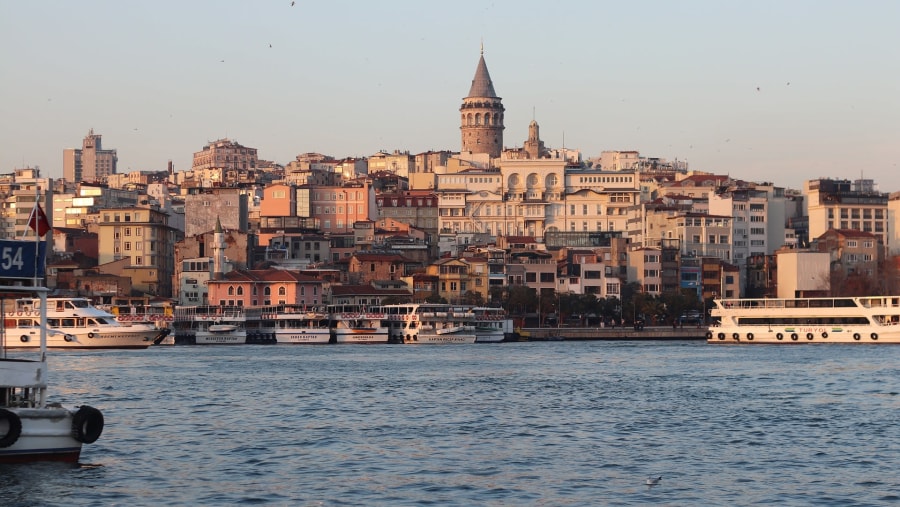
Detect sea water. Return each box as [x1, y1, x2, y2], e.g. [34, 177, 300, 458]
[1, 341, 898, 506]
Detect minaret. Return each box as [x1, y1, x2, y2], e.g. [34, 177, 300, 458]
[460, 44, 504, 158]
[212, 217, 226, 280]
[523, 119, 546, 159]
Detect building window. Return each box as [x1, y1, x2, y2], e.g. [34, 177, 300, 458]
[278, 286, 286, 296]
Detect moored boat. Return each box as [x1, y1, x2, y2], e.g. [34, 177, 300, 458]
[264, 305, 330, 344]
[173, 306, 247, 345]
[470, 306, 514, 343]
[1, 286, 104, 464]
[707, 295, 900, 344]
[3, 297, 164, 349]
[328, 305, 389, 344]
[376, 303, 477, 344]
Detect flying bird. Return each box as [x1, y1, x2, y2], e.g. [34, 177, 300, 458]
[291, 1, 295, 5]
[756, 86, 760, 91]
[646, 476, 662, 486]
[269, 43, 272, 48]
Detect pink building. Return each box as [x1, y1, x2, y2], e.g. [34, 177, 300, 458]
[207, 268, 324, 307]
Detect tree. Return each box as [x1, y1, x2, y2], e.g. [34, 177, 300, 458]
[462, 290, 485, 306]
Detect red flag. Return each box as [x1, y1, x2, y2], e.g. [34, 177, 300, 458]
[28, 203, 51, 236]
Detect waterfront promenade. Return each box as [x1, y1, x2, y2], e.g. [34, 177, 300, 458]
[518, 325, 707, 341]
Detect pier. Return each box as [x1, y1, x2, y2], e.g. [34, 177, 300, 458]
[516, 326, 708, 341]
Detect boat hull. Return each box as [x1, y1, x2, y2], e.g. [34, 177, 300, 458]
[0, 408, 82, 465]
[474, 329, 506, 343]
[334, 329, 389, 344]
[5, 327, 158, 349]
[275, 330, 331, 344]
[405, 333, 477, 344]
[194, 331, 247, 345]
[707, 327, 900, 344]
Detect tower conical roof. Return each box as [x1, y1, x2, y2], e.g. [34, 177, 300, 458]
[467, 54, 497, 98]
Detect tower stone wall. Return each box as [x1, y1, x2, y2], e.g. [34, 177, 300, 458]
[460, 50, 504, 158]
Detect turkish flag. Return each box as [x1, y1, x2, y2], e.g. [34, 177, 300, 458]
[28, 203, 51, 236]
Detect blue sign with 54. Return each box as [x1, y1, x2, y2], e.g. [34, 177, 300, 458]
[0, 240, 47, 279]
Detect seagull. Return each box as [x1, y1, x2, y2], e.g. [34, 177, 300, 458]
[291, 1, 295, 5]
[269, 43, 272, 48]
[645, 476, 662, 486]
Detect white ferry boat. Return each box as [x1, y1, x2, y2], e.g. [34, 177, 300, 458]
[1, 286, 104, 463]
[264, 305, 331, 344]
[108, 303, 174, 345]
[173, 306, 247, 345]
[328, 305, 389, 344]
[3, 298, 163, 349]
[377, 303, 477, 344]
[471, 306, 514, 343]
[708, 295, 900, 344]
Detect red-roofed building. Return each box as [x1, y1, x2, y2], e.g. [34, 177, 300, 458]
[207, 268, 325, 307]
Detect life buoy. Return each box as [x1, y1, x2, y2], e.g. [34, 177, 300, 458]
[747, 333, 754, 341]
[71, 405, 104, 444]
[791, 333, 799, 341]
[853, 333, 861, 341]
[806, 333, 814, 340]
[822, 332, 828, 339]
[776, 333, 784, 340]
[20, 335, 29, 343]
[871, 333, 878, 341]
[0, 409, 22, 448]
[16, 312, 22, 316]
[718, 333, 725, 340]
[88, 333, 95, 339]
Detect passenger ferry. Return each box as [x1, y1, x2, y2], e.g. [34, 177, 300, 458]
[263, 305, 331, 344]
[173, 306, 247, 345]
[106, 302, 175, 345]
[470, 306, 514, 343]
[328, 305, 389, 344]
[3, 297, 164, 349]
[707, 295, 900, 344]
[376, 303, 477, 344]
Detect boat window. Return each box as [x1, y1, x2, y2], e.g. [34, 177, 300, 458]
[61, 318, 76, 327]
[18, 319, 34, 327]
[69, 300, 90, 309]
[48, 318, 60, 327]
[56, 301, 65, 312]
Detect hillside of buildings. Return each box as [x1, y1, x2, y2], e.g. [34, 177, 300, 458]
[4, 53, 899, 326]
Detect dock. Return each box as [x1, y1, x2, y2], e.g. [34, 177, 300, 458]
[516, 326, 708, 341]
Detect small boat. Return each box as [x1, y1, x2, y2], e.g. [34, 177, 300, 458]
[708, 295, 900, 344]
[1, 285, 104, 464]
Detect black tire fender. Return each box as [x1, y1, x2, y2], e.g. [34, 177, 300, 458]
[72, 405, 104, 444]
[0, 408, 23, 448]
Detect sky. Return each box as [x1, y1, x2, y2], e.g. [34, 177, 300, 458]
[2, 1, 899, 192]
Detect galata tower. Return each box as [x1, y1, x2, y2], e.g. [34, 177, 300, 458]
[460, 47, 504, 158]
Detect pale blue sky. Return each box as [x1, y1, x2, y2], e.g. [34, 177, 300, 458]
[2, 1, 899, 191]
